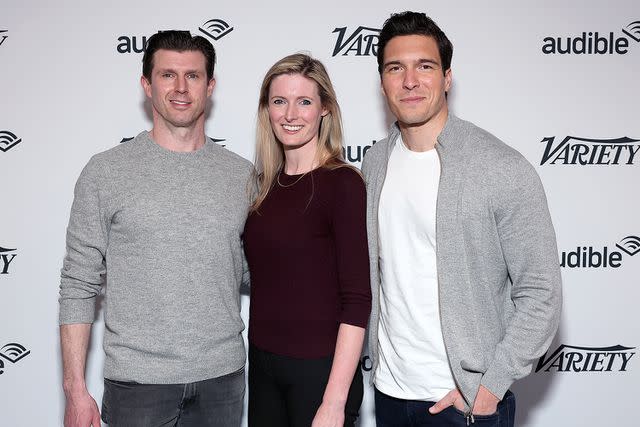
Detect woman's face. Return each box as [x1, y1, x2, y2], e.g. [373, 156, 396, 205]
[267, 73, 328, 151]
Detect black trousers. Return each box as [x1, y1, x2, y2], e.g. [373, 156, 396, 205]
[248, 344, 363, 427]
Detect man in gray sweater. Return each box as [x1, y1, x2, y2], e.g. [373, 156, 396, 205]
[362, 12, 562, 426]
[59, 31, 253, 427]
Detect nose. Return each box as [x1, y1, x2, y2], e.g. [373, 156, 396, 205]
[403, 68, 419, 90]
[175, 75, 188, 93]
[285, 103, 297, 122]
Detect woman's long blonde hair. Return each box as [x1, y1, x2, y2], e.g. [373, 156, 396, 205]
[251, 53, 347, 211]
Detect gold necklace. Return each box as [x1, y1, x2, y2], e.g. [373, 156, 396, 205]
[277, 171, 308, 188]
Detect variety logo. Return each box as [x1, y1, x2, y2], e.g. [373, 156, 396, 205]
[535, 344, 635, 373]
[0, 29, 7, 47]
[117, 18, 234, 54]
[0, 246, 17, 274]
[199, 19, 234, 41]
[542, 20, 640, 55]
[560, 235, 639, 269]
[0, 343, 31, 376]
[332, 26, 380, 57]
[539, 136, 640, 166]
[0, 130, 22, 152]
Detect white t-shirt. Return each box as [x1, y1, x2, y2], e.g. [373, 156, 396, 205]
[374, 136, 456, 401]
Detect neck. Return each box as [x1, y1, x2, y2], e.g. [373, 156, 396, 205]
[399, 107, 448, 152]
[150, 117, 206, 152]
[282, 140, 319, 174]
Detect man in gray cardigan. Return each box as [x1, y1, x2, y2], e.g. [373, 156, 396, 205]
[362, 12, 562, 426]
[59, 31, 252, 426]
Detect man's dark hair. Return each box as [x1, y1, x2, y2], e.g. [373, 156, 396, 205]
[377, 11, 453, 75]
[142, 30, 216, 82]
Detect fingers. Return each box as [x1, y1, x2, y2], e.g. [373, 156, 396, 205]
[428, 389, 459, 414]
[92, 412, 102, 427]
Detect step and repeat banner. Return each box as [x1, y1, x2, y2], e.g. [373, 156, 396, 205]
[1, 0, 638, 425]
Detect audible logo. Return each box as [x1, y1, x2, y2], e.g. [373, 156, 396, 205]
[542, 20, 640, 55]
[0, 131, 21, 153]
[198, 19, 233, 41]
[117, 18, 234, 54]
[0, 343, 31, 376]
[560, 235, 639, 269]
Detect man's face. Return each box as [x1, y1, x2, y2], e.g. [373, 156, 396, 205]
[381, 35, 451, 129]
[141, 49, 215, 130]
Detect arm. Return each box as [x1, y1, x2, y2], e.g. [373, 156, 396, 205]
[312, 168, 371, 427]
[61, 324, 101, 427]
[432, 156, 562, 416]
[59, 158, 109, 425]
[312, 324, 365, 427]
[480, 157, 562, 399]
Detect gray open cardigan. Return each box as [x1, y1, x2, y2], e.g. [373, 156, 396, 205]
[361, 114, 562, 411]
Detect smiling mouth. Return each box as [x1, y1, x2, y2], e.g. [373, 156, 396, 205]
[282, 124, 303, 132]
[401, 96, 425, 103]
[170, 100, 191, 106]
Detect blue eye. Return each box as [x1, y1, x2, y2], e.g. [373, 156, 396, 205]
[300, 99, 311, 106]
[273, 99, 285, 105]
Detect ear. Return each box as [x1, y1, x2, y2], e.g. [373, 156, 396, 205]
[321, 106, 329, 117]
[444, 68, 452, 92]
[207, 77, 216, 97]
[141, 76, 152, 98]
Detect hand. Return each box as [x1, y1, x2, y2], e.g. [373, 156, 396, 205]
[64, 391, 101, 427]
[428, 388, 466, 414]
[471, 385, 499, 416]
[311, 400, 346, 427]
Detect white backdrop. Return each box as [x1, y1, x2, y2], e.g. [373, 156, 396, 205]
[1, 0, 639, 425]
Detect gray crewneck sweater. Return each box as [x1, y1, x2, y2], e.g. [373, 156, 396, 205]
[59, 131, 253, 384]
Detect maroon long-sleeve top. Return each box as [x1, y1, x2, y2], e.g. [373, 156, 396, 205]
[243, 166, 371, 358]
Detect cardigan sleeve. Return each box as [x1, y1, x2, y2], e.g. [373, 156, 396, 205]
[480, 156, 562, 399]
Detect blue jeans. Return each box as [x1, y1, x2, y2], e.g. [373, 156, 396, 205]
[101, 368, 245, 427]
[375, 388, 515, 427]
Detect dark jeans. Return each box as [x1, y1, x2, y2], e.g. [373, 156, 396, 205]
[375, 388, 515, 427]
[101, 368, 245, 427]
[248, 344, 363, 427]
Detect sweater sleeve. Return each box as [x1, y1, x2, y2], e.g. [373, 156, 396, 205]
[331, 167, 372, 329]
[480, 156, 562, 399]
[58, 157, 110, 325]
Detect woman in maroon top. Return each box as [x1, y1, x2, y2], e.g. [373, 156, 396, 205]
[243, 53, 371, 427]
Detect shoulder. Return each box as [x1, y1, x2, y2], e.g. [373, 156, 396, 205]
[363, 136, 391, 162]
[453, 118, 536, 176]
[207, 139, 253, 172]
[89, 131, 148, 165]
[321, 165, 364, 189]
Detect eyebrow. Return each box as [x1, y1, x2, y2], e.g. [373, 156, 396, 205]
[156, 68, 203, 75]
[383, 58, 440, 68]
